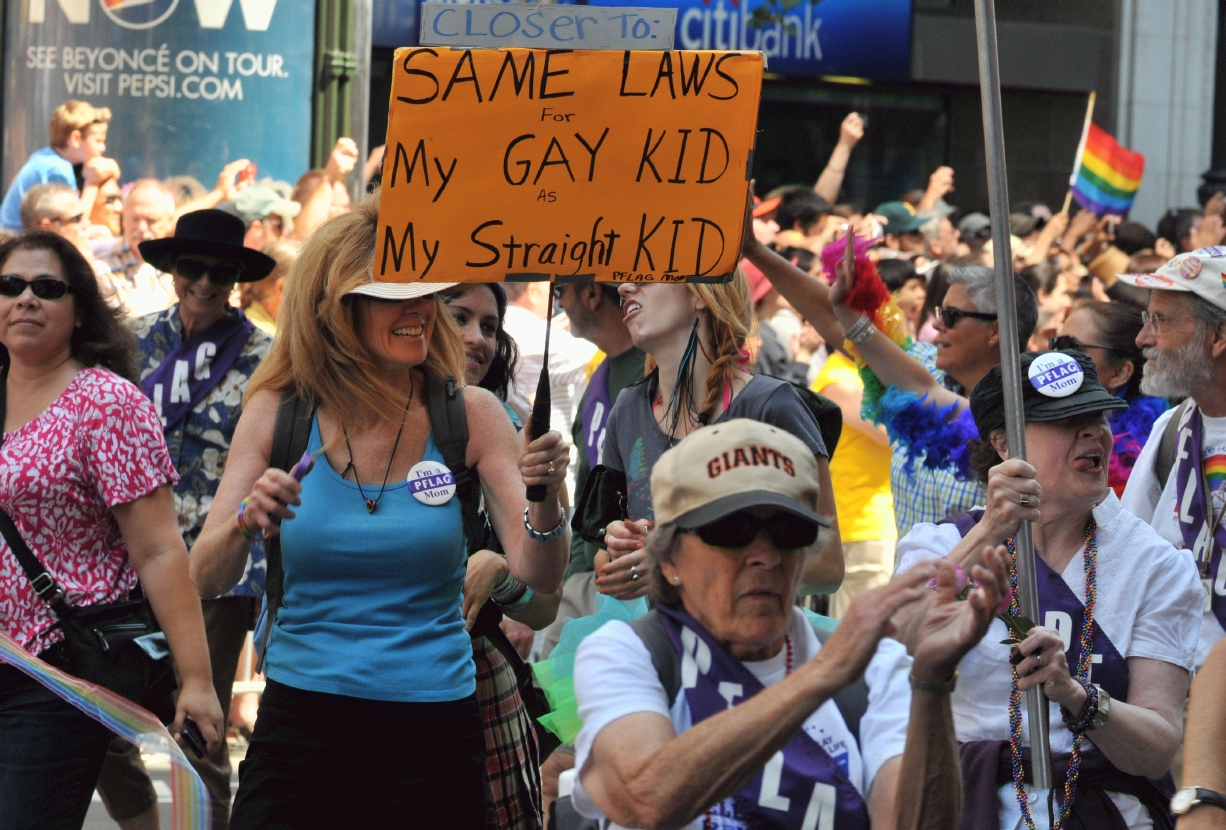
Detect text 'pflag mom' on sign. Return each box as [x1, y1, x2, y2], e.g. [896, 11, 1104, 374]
[376, 47, 763, 284]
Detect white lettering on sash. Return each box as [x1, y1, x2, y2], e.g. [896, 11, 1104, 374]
[1045, 611, 1073, 652]
[680, 627, 711, 689]
[587, 401, 605, 447]
[758, 751, 791, 811]
[717, 682, 743, 710]
[1215, 562, 1226, 597]
[152, 383, 165, 424]
[1177, 425, 1196, 522]
[801, 781, 837, 830]
[1089, 653, 1102, 683]
[170, 360, 191, 403]
[194, 342, 216, 380]
[1193, 522, 1215, 569]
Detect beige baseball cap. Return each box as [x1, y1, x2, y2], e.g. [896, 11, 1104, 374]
[650, 419, 829, 530]
[1116, 247, 1226, 311]
[344, 267, 458, 300]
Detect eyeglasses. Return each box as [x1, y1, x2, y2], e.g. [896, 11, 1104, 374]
[1140, 310, 1189, 335]
[174, 257, 244, 285]
[683, 510, 818, 550]
[0, 275, 72, 300]
[937, 305, 997, 329]
[103, 196, 123, 208]
[1048, 335, 1127, 355]
[52, 213, 85, 226]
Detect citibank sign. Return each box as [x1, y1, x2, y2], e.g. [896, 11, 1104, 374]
[26, 0, 279, 30]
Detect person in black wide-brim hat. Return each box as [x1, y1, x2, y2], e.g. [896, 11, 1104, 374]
[92, 209, 278, 827]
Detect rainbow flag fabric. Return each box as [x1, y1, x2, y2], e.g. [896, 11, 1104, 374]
[1071, 123, 1145, 217]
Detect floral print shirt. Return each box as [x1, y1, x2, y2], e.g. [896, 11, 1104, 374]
[132, 306, 272, 598]
[0, 368, 178, 655]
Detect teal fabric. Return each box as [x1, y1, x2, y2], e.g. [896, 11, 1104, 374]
[266, 417, 474, 702]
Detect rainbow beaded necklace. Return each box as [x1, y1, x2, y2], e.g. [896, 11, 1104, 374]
[1005, 519, 1098, 830]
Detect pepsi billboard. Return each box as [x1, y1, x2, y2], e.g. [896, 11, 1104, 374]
[370, 0, 910, 81]
[4, 0, 316, 189]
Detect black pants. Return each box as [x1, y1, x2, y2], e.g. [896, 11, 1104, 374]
[0, 661, 114, 830]
[229, 679, 485, 830]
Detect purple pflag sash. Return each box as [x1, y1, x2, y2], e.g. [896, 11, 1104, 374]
[655, 605, 869, 830]
[581, 358, 614, 470]
[141, 311, 255, 431]
[1171, 404, 1226, 632]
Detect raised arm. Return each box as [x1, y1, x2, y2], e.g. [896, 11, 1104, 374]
[465, 385, 570, 594]
[1179, 638, 1226, 830]
[814, 113, 863, 204]
[581, 565, 936, 830]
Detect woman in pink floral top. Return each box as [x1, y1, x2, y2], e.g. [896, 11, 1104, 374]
[0, 230, 222, 830]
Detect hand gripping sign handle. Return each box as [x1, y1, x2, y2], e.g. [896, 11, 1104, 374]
[526, 287, 555, 504]
[974, 0, 1053, 790]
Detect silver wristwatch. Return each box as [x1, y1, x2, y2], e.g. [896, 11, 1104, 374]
[1088, 686, 1111, 730]
[1171, 787, 1226, 816]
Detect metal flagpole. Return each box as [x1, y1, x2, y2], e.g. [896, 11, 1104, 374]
[972, 0, 1054, 790]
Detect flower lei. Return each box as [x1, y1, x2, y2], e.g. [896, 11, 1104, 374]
[1002, 520, 1098, 830]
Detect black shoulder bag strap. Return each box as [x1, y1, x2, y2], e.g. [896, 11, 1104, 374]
[0, 506, 75, 622]
[629, 609, 869, 748]
[265, 387, 315, 626]
[424, 371, 486, 554]
[1155, 399, 1193, 490]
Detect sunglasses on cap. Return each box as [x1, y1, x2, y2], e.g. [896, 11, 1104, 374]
[1048, 335, 1131, 356]
[0, 275, 72, 300]
[174, 256, 244, 285]
[684, 510, 818, 550]
[937, 305, 997, 328]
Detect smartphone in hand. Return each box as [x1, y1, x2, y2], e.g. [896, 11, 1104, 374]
[180, 719, 207, 759]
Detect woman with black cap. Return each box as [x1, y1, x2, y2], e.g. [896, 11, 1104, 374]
[894, 349, 1202, 829]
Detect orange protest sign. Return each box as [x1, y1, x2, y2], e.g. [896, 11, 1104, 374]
[376, 47, 762, 283]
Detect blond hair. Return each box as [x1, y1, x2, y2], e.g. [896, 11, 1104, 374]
[244, 187, 467, 427]
[644, 268, 756, 419]
[50, 100, 112, 148]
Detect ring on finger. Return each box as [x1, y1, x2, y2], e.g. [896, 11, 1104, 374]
[630, 565, 641, 581]
[547, 461, 556, 475]
[1019, 494, 1030, 508]
[1034, 652, 1043, 667]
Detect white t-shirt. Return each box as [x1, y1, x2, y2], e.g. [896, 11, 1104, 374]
[503, 305, 597, 433]
[896, 492, 1202, 830]
[1121, 407, 1226, 666]
[572, 608, 913, 830]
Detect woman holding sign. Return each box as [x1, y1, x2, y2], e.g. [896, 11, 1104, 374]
[893, 350, 1201, 829]
[190, 190, 571, 829]
[577, 269, 843, 600]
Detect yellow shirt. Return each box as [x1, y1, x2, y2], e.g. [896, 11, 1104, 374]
[812, 352, 897, 542]
[245, 302, 277, 336]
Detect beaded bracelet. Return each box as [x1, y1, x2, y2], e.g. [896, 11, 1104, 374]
[843, 314, 873, 344]
[235, 497, 262, 541]
[1060, 677, 1099, 734]
[523, 507, 566, 543]
[847, 318, 878, 346]
[496, 586, 534, 614]
[490, 570, 527, 606]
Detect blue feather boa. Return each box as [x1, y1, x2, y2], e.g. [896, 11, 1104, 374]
[873, 387, 978, 481]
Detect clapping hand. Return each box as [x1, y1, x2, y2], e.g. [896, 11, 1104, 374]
[910, 547, 1009, 685]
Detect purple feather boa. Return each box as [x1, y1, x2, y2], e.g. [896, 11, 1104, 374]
[1108, 394, 1169, 492]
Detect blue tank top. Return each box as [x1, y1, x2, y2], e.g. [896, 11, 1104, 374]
[265, 417, 475, 702]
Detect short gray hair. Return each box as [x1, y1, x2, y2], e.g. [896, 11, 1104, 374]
[643, 522, 683, 608]
[1189, 293, 1226, 335]
[19, 182, 77, 229]
[948, 265, 1039, 346]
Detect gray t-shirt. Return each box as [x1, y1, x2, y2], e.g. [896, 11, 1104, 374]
[601, 374, 828, 522]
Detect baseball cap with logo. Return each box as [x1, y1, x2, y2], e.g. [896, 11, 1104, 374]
[1116, 247, 1226, 311]
[969, 350, 1128, 440]
[874, 201, 927, 235]
[650, 419, 830, 531]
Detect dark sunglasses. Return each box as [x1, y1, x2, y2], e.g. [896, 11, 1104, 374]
[684, 510, 818, 550]
[0, 275, 72, 300]
[1048, 335, 1128, 355]
[175, 257, 244, 285]
[937, 305, 997, 328]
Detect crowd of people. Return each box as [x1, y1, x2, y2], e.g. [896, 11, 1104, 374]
[2, 97, 1226, 830]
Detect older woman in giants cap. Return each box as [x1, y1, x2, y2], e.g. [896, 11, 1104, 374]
[894, 350, 1202, 829]
[572, 418, 1011, 829]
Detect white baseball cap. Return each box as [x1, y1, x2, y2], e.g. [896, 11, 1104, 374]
[344, 268, 457, 300]
[1117, 247, 1226, 311]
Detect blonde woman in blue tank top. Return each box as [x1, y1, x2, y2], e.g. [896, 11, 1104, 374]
[190, 190, 572, 830]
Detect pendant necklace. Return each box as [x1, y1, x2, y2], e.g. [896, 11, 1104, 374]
[342, 380, 413, 514]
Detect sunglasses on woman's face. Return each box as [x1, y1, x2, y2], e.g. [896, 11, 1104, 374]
[937, 305, 998, 329]
[1048, 335, 1124, 355]
[685, 510, 818, 550]
[0, 274, 72, 300]
[174, 257, 244, 285]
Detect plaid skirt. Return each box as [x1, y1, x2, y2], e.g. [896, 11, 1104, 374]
[473, 634, 543, 830]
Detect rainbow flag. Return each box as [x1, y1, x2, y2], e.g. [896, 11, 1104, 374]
[1069, 123, 1144, 217]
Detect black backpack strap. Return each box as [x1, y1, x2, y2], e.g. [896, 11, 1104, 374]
[628, 610, 682, 705]
[425, 371, 487, 554]
[811, 624, 868, 750]
[0, 506, 73, 621]
[627, 610, 867, 748]
[265, 388, 314, 625]
[1155, 399, 1193, 490]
